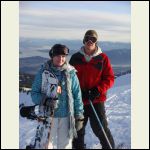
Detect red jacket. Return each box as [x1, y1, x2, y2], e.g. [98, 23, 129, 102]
[69, 47, 114, 105]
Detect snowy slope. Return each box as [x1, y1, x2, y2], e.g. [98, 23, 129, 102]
[19, 74, 131, 149]
[85, 74, 131, 149]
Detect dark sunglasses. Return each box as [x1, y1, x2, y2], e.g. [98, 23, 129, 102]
[84, 36, 97, 43]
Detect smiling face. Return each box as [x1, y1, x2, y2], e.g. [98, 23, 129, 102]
[52, 55, 66, 67]
[84, 36, 97, 55]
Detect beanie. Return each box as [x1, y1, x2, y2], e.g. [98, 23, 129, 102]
[83, 30, 98, 44]
[49, 44, 69, 58]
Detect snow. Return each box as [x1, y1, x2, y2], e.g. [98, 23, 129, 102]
[19, 74, 131, 149]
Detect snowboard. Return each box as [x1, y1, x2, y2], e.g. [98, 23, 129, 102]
[20, 69, 59, 149]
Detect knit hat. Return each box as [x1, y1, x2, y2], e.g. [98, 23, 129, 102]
[49, 44, 69, 58]
[83, 30, 98, 44]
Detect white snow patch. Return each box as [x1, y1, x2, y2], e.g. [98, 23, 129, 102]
[19, 74, 131, 149]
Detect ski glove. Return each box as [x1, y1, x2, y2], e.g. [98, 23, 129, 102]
[20, 105, 37, 120]
[44, 98, 59, 110]
[75, 115, 84, 131]
[81, 87, 100, 101]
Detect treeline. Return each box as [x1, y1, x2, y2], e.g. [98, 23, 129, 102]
[19, 72, 35, 89]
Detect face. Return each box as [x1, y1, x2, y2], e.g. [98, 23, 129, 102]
[84, 36, 97, 51]
[52, 55, 66, 67]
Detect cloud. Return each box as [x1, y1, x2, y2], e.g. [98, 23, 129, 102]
[19, 3, 130, 42]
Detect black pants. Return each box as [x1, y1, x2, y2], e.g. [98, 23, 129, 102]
[73, 102, 115, 149]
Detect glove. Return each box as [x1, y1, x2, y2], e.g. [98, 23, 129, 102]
[75, 115, 84, 131]
[44, 98, 58, 110]
[82, 87, 100, 101]
[20, 105, 37, 120]
[81, 89, 89, 100]
[89, 87, 100, 101]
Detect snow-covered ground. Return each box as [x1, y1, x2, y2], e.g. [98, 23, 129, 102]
[19, 74, 131, 149]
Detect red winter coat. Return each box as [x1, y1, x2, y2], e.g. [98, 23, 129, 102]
[69, 46, 114, 105]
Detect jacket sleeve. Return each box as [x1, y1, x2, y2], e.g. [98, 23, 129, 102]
[31, 67, 45, 105]
[71, 71, 84, 116]
[97, 54, 115, 94]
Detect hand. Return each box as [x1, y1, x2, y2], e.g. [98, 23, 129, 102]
[81, 87, 100, 101]
[44, 98, 58, 110]
[89, 87, 100, 101]
[81, 89, 92, 100]
[20, 105, 37, 120]
[75, 115, 84, 131]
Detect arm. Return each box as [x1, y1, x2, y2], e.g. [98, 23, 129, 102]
[97, 54, 115, 94]
[31, 67, 45, 105]
[71, 71, 84, 117]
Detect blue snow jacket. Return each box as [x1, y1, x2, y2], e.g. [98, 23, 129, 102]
[31, 60, 84, 119]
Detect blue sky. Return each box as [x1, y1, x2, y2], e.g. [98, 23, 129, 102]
[19, 1, 131, 42]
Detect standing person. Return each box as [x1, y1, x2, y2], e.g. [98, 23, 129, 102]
[31, 44, 84, 149]
[69, 30, 115, 149]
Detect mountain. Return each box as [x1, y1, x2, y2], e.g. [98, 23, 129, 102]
[19, 49, 131, 75]
[105, 49, 131, 65]
[20, 38, 130, 52]
[19, 56, 49, 74]
[100, 42, 131, 51]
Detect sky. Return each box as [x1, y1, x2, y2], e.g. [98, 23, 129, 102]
[19, 1, 131, 42]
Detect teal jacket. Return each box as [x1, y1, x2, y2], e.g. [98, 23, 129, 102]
[31, 60, 84, 118]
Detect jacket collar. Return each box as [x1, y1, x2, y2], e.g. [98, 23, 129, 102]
[43, 60, 76, 73]
[79, 46, 102, 62]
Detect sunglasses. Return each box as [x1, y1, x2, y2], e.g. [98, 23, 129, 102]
[84, 36, 97, 43]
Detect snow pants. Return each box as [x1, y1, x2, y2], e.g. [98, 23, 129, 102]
[48, 117, 72, 149]
[72, 102, 115, 149]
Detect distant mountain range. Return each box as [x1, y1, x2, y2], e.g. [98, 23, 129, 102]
[20, 56, 49, 74]
[105, 49, 130, 65]
[19, 49, 131, 75]
[20, 38, 131, 52]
